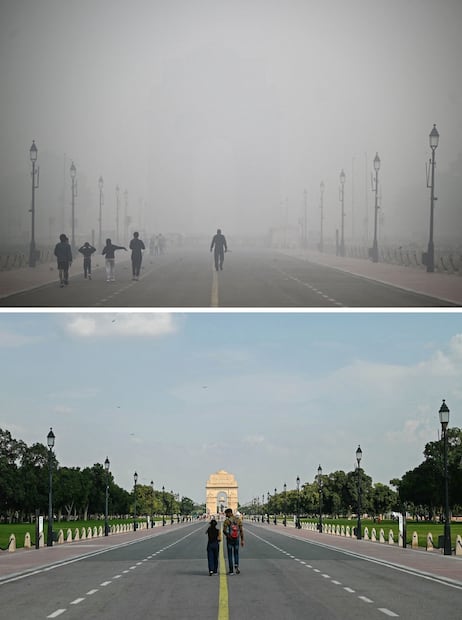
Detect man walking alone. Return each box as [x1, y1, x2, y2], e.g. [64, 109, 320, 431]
[210, 228, 227, 271]
[129, 231, 145, 280]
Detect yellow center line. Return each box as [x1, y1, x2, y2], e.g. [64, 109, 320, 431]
[218, 536, 229, 620]
[211, 266, 219, 307]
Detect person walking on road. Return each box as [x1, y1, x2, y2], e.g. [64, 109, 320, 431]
[129, 232, 145, 280]
[206, 518, 221, 575]
[54, 234, 72, 287]
[78, 242, 96, 279]
[210, 228, 227, 271]
[223, 508, 244, 575]
[102, 238, 127, 282]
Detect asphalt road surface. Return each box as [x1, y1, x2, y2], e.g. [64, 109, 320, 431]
[1, 522, 461, 619]
[0, 249, 456, 307]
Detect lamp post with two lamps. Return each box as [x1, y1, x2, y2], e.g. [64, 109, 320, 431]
[426, 124, 440, 273]
[371, 153, 380, 263]
[439, 399, 452, 555]
[29, 141, 40, 267]
[46, 428, 55, 547]
[104, 457, 110, 536]
[151, 481, 155, 528]
[356, 445, 362, 540]
[162, 486, 166, 526]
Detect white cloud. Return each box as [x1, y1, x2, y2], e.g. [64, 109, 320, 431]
[64, 314, 177, 338]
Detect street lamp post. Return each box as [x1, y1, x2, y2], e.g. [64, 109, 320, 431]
[151, 480, 154, 528]
[317, 464, 323, 533]
[439, 399, 452, 555]
[356, 445, 362, 540]
[70, 161, 77, 249]
[319, 181, 325, 253]
[46, 428, 55, 547]
[426, 124, 439, 272]
[29, 141, 39, 267]
[98, 176, 104, 250]
[124, 189, 129, 241]
[273, 488, 277, 525]
[283, 483, 287, 526]
[339, 169, 346, 257]
[303, 189, 308, 248]
[116, 185, 120, 241]
[296, 476, 301, 529]
[133, 471, 138, 531]
[162, 486, 166, 526]
[104, 457, 110, 536]
[170, 490, 174, 524]
[371, 153, 380, 263]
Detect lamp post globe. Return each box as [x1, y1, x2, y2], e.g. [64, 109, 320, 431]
[356, 445, 362, 540]
[46, 428, 55, 547]
[29, 140, 39, 267]
[317, 464, 323, 533]
[438, 399, 452, 555]
[426, 124, 439, 272]
[283, 482, 287, 526]
[339, 169, 346, 257]
[133, 471, 138, 531]
[104, 457, 110, 535]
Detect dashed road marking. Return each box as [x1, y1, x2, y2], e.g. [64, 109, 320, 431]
[47, 610, 66, 618]
[70, 598, 85, 605]
[378, 609, 399, 617]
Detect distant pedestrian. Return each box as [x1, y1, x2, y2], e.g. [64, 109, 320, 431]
[78, 242, 96, 279]
[206, 519, 221, 575]
[223, 508, 244, 575]
[102, 238, 127, 282]
[54, 234, 72, 287]
[210, 229, 227, 271]
[129, 232, 145, 280]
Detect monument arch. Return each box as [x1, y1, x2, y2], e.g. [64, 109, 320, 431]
[206, 469, 238, 515]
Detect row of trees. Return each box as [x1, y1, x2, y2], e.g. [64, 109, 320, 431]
[0, 429, 199, 523]
[2, 426, 461, 523]
[243, 428, 462, 521]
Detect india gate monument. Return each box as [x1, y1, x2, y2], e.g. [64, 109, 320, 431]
[206, 469, 238, 515]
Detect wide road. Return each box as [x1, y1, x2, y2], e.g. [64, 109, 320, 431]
[1, 522, 460, 619]
[0, 248, 457, 307]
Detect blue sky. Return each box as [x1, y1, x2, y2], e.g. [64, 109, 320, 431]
[1, 311, 461, 505]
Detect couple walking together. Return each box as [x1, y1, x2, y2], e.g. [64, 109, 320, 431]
[206, 508, 244, 576]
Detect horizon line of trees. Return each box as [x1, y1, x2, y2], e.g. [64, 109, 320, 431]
[0, 428, 200, 524]
[2, 427, 462, 524]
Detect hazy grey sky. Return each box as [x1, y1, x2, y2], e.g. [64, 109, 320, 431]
[1, 0, 462, 244]
[1, 311, 461, 505]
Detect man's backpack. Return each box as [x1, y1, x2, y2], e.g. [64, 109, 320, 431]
[229, 520, 239, 540]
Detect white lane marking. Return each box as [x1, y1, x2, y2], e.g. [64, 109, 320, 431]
[344, 587, 355, 593]
[378, 609, 399, 617]
[86, 589, 98, 595]
[47, 611, 66, 618]
[358, 596, 373, 603]
[322, 574, 330, 579]
[100, 580, 112, 586]
[70, 598, 85, 605]
[113, 574, 122, 579]
[313, 568, 320, 573]
[331, 580, 342, 585]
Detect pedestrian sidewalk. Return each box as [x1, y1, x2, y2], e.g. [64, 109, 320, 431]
[284, 249, 462, 306]
[266, 522, 462, 587]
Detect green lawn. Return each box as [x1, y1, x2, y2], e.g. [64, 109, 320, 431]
[0, 518, 159, 550]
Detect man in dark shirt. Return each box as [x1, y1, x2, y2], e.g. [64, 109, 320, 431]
[102, 238, 127, 282]
[54, 234, 72, 287]
[210, 229, 228, 271]
[129, 232, 145, 280]
[78, 242, 96, 279]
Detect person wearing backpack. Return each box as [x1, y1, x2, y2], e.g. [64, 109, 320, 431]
[206, 518, 221, 575]
[223, 508, 244, 575]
